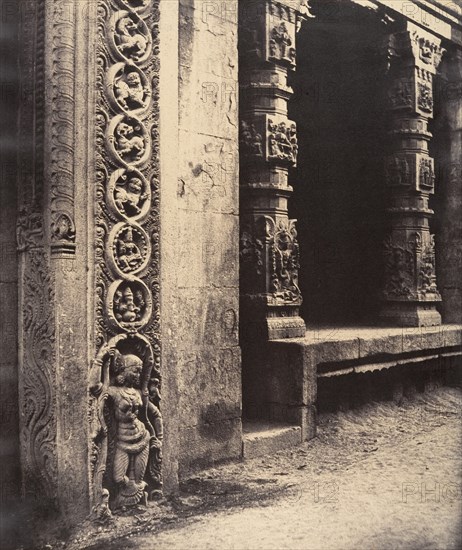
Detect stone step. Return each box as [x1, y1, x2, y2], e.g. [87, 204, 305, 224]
[242, 421, 302, 459]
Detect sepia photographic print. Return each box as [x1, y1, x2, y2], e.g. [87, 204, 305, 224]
[0, 0, 461, 548]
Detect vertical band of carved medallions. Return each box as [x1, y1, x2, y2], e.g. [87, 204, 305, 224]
[239, 0, 306, 340]
[91, 0, 162, 518]
[381, 23, 444, 326]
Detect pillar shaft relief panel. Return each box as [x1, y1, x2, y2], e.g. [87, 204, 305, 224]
[239, 0, 307, 340]
[381, 22, 444, 327]
[16, 0, 83, 513]
[90, 0, 163, 517]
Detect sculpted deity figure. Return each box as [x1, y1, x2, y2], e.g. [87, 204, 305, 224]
[116, 226, 143, 272]
[115, 286, 141, 323]
[270, 22, 292, 59]
[91, 349, 163, 509]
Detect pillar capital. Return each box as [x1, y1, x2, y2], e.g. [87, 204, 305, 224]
[387, 22, 445, 74]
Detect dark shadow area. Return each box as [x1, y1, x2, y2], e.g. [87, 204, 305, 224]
[431, 45, 462, 324]
[289, 2, 389, 325]
[318, 356, 462, 414]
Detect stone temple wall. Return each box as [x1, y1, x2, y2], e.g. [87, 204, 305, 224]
[174, 0, 242, 474]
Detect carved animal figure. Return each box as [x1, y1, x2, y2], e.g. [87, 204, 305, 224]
[116, 16, 148, 62]
[115, 71, 149, 111]
[115, 121, 145, 161]
[115, 177, 147, 215]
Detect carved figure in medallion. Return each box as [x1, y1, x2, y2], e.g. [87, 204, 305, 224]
[108, 279, 152, 330]
[115, 69, 151, 112]
[114, 225, 147, 273]
[114, 118, 146, 163]
[118, 0, 150, 11]
[115, 16, 149, 62]
[115, 176, 148, 216]
[115, 286, 141, 323]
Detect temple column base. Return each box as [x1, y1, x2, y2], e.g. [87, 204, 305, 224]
[267, 315, 306, 340]
[380, 302, 442, 327]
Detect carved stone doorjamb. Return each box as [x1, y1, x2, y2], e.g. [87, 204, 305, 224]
[381, 22, 444, 327]
[239, 0, 307, 340]
[16, 0, 89, 520]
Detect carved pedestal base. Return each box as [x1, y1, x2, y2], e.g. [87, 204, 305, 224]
[380, 302, 442, 327]
[267, 315, 306, 339]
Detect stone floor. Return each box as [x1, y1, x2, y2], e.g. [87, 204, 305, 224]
[90, 385, 462, 550]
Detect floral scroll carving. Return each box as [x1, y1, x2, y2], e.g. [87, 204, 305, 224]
[92, 0, 161, 517]
[20, 250, 58, 502]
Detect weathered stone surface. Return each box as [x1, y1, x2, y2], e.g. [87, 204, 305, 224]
[242, 422, 302, 459]
[176, 0, 241, 474]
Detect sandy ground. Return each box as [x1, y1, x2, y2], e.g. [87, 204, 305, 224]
[22, 385, 461, 550]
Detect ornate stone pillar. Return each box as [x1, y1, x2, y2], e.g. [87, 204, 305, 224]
[381, 22, 444, 327]
[17, 0, 88, 520]
[239, 0, 306, 340]
[16, 0, 165, 524]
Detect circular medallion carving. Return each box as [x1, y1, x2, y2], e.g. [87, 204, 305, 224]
[109, 11, 152, 64]
[107, 114, 151, 166]
[108, 222, 151, 276]
[108, 168, 151, 222]
[115, 0, 151, 14]
[107, 278, 152, 332]
[107, 63, 151, 115]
